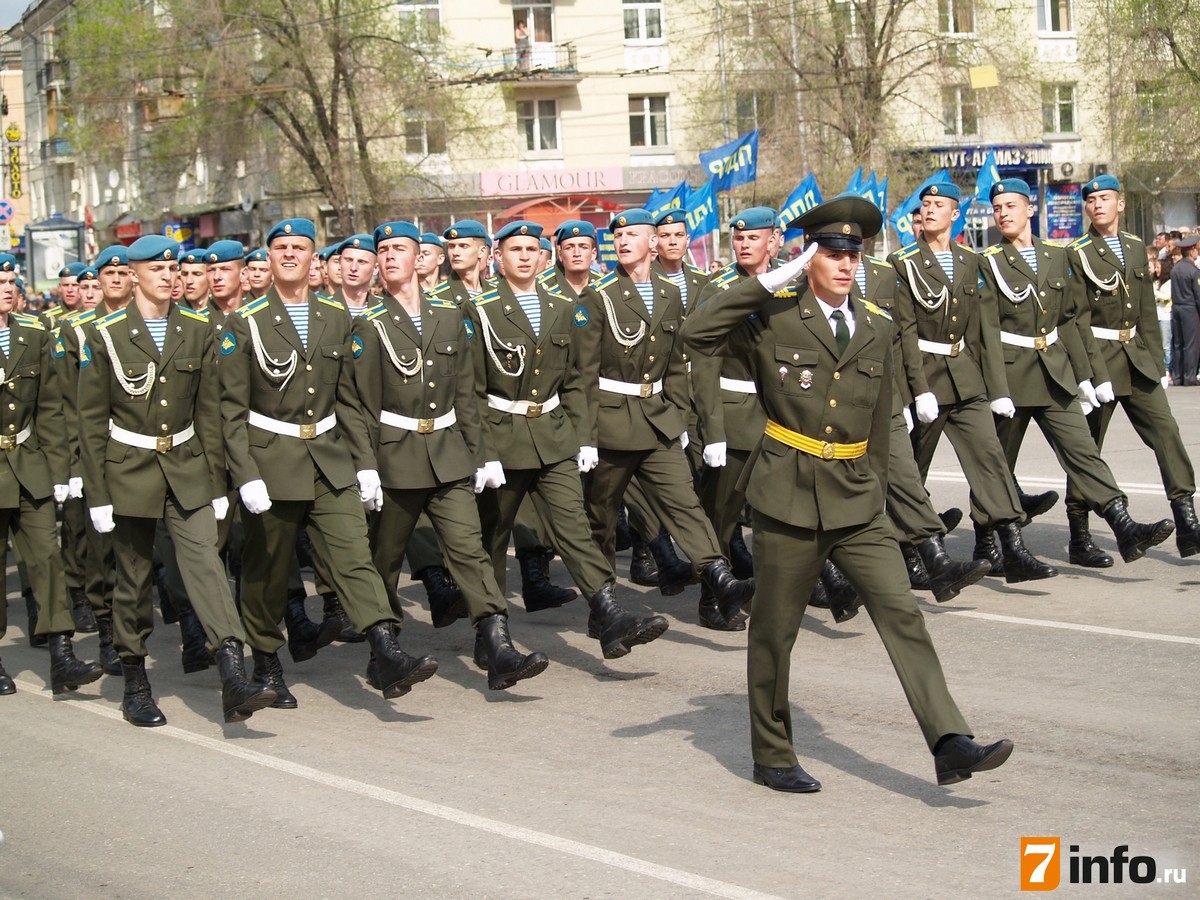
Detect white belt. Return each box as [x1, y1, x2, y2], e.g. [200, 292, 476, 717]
[918, 338, 965, 357]
[247, 411, 337, 440]
[487, 394, 560, 418]
[1000, 329, 1058, 350]
[599, 377, 663, 398]
[0, 423, 33, 451]
[719, 377, 758, 394]
[1091, 325, 1137, 343]
[110, 423, 194, 453]
[380, 409, 457, 433]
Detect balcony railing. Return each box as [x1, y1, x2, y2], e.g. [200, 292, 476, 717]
[41, 137, 73, 161]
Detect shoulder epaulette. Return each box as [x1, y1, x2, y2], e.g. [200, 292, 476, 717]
[687, 264, 707, 277]
[472, 289, 501, 308]
[654, 273, 675, 287]
[774, 288, 798, 299]
[895, 242, 920, 261]
[237, 296, 270, 318]
[866, 255, 887, 267]
[1121, 231, 1143, 244]
[317, 296, 345, 311]
[179, 306, 208, 323]
[957, 244, 977, 255]
[712, 267, 741, 289]
[314, 291, 333, 302]
[96, 308, 128, 329]
[363, 302, 388, 321]
[428, 279, 451, 296]
[12, 312, 45, 330]
[861, 299, 892, 321]
[593, 272, 618, 292]
[429, 296, 458, 310]
[43, 306, 65, 319]
[63, 307, 92, 325]
[1068, 235, 1092, 251]
[982, 245, 1003, 257]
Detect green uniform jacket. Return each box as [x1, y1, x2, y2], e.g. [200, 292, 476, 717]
[889, 239, 1004, 405]
[429, 271, 497, 309]
[352, 293, 481, 489]
[979, 236, 1092, 406]
[854, 255, 909, 416]
[681, 276, 894, 532]
[219, 289, 370, 500]
[653, 259, 708, 313]
[78, 303, 223, 516]
[1066, 229, 1164, 394]
[0, 312, 67, 507]
[465, 279, 588, 469]
[575, 267, 688, 451]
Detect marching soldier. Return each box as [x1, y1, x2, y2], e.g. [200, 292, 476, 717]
[416, 232, 447, 294]
[243, 248, 272, 299]
[433, 220, 492, 306]
[1066, 174, 1200, 558]
[681, 194, 1013, 792]
[78, 235, 275, 726]
[334, 234, 376, 317]
[179, 248, 210, 311]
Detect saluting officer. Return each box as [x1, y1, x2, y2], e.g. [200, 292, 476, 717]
[681, 194, 1014, 792]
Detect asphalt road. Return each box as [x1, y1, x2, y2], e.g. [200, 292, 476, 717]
[2, 391, 1198, 898]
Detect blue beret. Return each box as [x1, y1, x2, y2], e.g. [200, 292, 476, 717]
[539, 236, 553, 252]
[96, 245, 128, 269]
[443, 220, 491, 247]
[919, 180, 962, 202]
[654, 208, 688, 229]
[58, 261, 87, 278]
[77, 265, 100, 282]
[180, 247, 208, 265]
[14, 277, 24, 293]
[339, 233, 376, 255]
[374, 221, 421, 247]
[243, 247, 268, 263]
[730, 207, 780, 230]
[316, 245, 335, 261]
[207, 240, 246, 264]
[554, 220, 596, 244]
[1082, 174, 1121, 198]
[495, 220, 543, 243]
[266, 218, 316, 246]
[610, 209, 654, 229]
[419, 232, 444, 248]
[128, 235, 181, 262]
[989, 178, 1032, 202]
[0, 253, 17, 272]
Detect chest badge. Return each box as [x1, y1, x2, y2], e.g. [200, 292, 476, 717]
[799, 369, 814, 390]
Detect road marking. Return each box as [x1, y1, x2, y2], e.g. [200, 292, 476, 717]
[946, 610, 1200, 645]
[924, 471, 1167, 497]
[13, 679, 787, 900]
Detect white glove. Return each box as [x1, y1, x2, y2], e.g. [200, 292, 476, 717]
[902, 407, 914, 434]
[1079, 398, 1094, 416]
[757, 242, 820, 293]
[702, 441, 727, 467]
[914, 392, 939, 424]
[90, 505, 115, 534]
[473, 460, 506, 493]
[356, 469, 383, 512]
[1095, 381, 1115, 404]
[212, 496, 229, 521]
[679, 431, 690, 451]
[239, 479, 272, 515]
[989, 397, 1016, 418]
[1162, 375, 1170, 390]
[53, 484, 69, 504]
[576, 445, 599, 473]
[68, 476, 83, 499]
[1077, 380, 1098, 409]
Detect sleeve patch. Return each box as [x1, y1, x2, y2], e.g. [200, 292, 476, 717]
[219, 332, 238, 355]
[463, 319, 475, 340]
[351, 334, 364, 358]
[573, 306, 589, 327]
[80, 344, 92, 368]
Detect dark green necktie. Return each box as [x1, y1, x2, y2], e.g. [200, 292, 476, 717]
[831, 308, 849, 355]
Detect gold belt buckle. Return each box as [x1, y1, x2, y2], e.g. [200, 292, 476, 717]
[525, 403, 543, 418]
[0, 435, 15, 450]
[639, 383, 653, 398]
[1118, 328, 1132, 342]
[155, 435, 173, 453]
[1034, 336, 1047, 351]
[948, 343, 959, 358]
[820, 442, 836, 460]
[417, 418, 434, 434]
[299, 423, 317, 439]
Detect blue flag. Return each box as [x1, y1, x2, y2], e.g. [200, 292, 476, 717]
[953, 196, 974, 240]
[699, 130, 758, 193]
[646, 182, 691, 220]
[875, 176, 889, 218]
[973, 150, 1001, 205]
[684, 179, 720, 238]
[888, 169, 950, 243]
[844, 166, 864, 194]
[778, 173, 824, 242]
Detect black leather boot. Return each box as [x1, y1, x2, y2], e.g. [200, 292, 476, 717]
[628, 537, 658, 586]
[48, 633, 103, 695]
[938, 507, 963, 534]
[807, 576, 830, 609]
[1101, 497, 1174, 563]
[25, 590, 47, 648]
[587, 583, 668, 659]
[700, 559, 754, 623]
[729, 525, 754, 579]
[251, 649, 298, 709]
[472, 628, 489, 670]
[916, 534, 991, 603]
[476, 613, 549, 691]
[698, 581, 747, 631]
[615, 505, 633, 552]
[285, 589, 340, 663]
[518, 550, 577, 612]
[650, 533, 695, 597]
[1067, 509, 1114, 567]
[995, 522, 1058, 584]
[178, 607, 214, 673]
[322, 592, 364, 643]
[417, 566, 469, 628]
[0, 656, 14, 695]
[121, 658, 166, 727]
[216, 638, 277, 723]
[903, 544, 931, 590]
[95, 615, 122, 675]
[1016, 483, 1059, 525]
[1170, 495, 1200, 558]
[972, 522, 1004, 575]
[822, 560, 861, 623]
[365, 622, 439, 699]
[70, 588, 98, 633]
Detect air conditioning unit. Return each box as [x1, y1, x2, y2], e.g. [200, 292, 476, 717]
[1052, 162, 1076, 182]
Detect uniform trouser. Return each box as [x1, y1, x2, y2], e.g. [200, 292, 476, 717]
[1066, 377, 1196, 515]
[698, 447, 752, 553]
[886, 414, 945, 543]
[623, 478, 664, 542]
[0, 494, 74, 638]
[155, 522, 197, 618]
[239, 477, 394, 654]
[372, 480, 506, 628]
[586, 441, 722, 571]
[112, 499, 245, 659]
[60, 496, 87, 590]
[985, 397, 1123, 523]
[1170, 303, 1199, 385]
[513, 497, 554, 555]
[478, 459, 615, 599]
[913, 396, 1024, 526]
[748, 510, 971, 767]
[83, 514, 115, 618]
[404, 514, 446, 574]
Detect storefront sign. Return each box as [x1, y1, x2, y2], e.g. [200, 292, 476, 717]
[1045, 183, 1083, 240]
[482, 167, 624, 197]
[926, 144, 1053, 171]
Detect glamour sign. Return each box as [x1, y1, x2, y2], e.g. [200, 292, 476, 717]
[482, 167, 624, 197]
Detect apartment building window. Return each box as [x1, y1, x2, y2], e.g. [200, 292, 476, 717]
[629, 95, 669, 148]
[1135, 81, 1165, 124]
[942, 85, 978, 136]
[404, 110, 447, 155]
[1037, 0, 1072, 32]
[624, 0, 665, 42]
[735, 91, 776, 137]
[397, 0, 440, 29]
[514, 0, 553, 43]
[938, 0, 974, 34]
[518, 98, 559, 153]
[1041, 83, 1075, 134]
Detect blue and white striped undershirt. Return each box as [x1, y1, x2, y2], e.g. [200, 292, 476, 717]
[515, 291, 541, 337]
[1103, 236, 1125, 266]
[634, 281, 654, 318]
[1018, 246, 1038, 274]
[410, 313, 422, 334]
[665, 269, 688, 308]
[0, 327, 9, 357]
[284, 303, 310, 350]
[346, 302, 371, 318]
[854, 268, 867, 295]
[934, 250, 955, 281]
[144, 317, 169, 353]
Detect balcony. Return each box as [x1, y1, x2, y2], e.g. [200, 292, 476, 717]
[465, 42, 580, 86]
[40, 136, 73, 163]
[36, 60, 65, 92]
